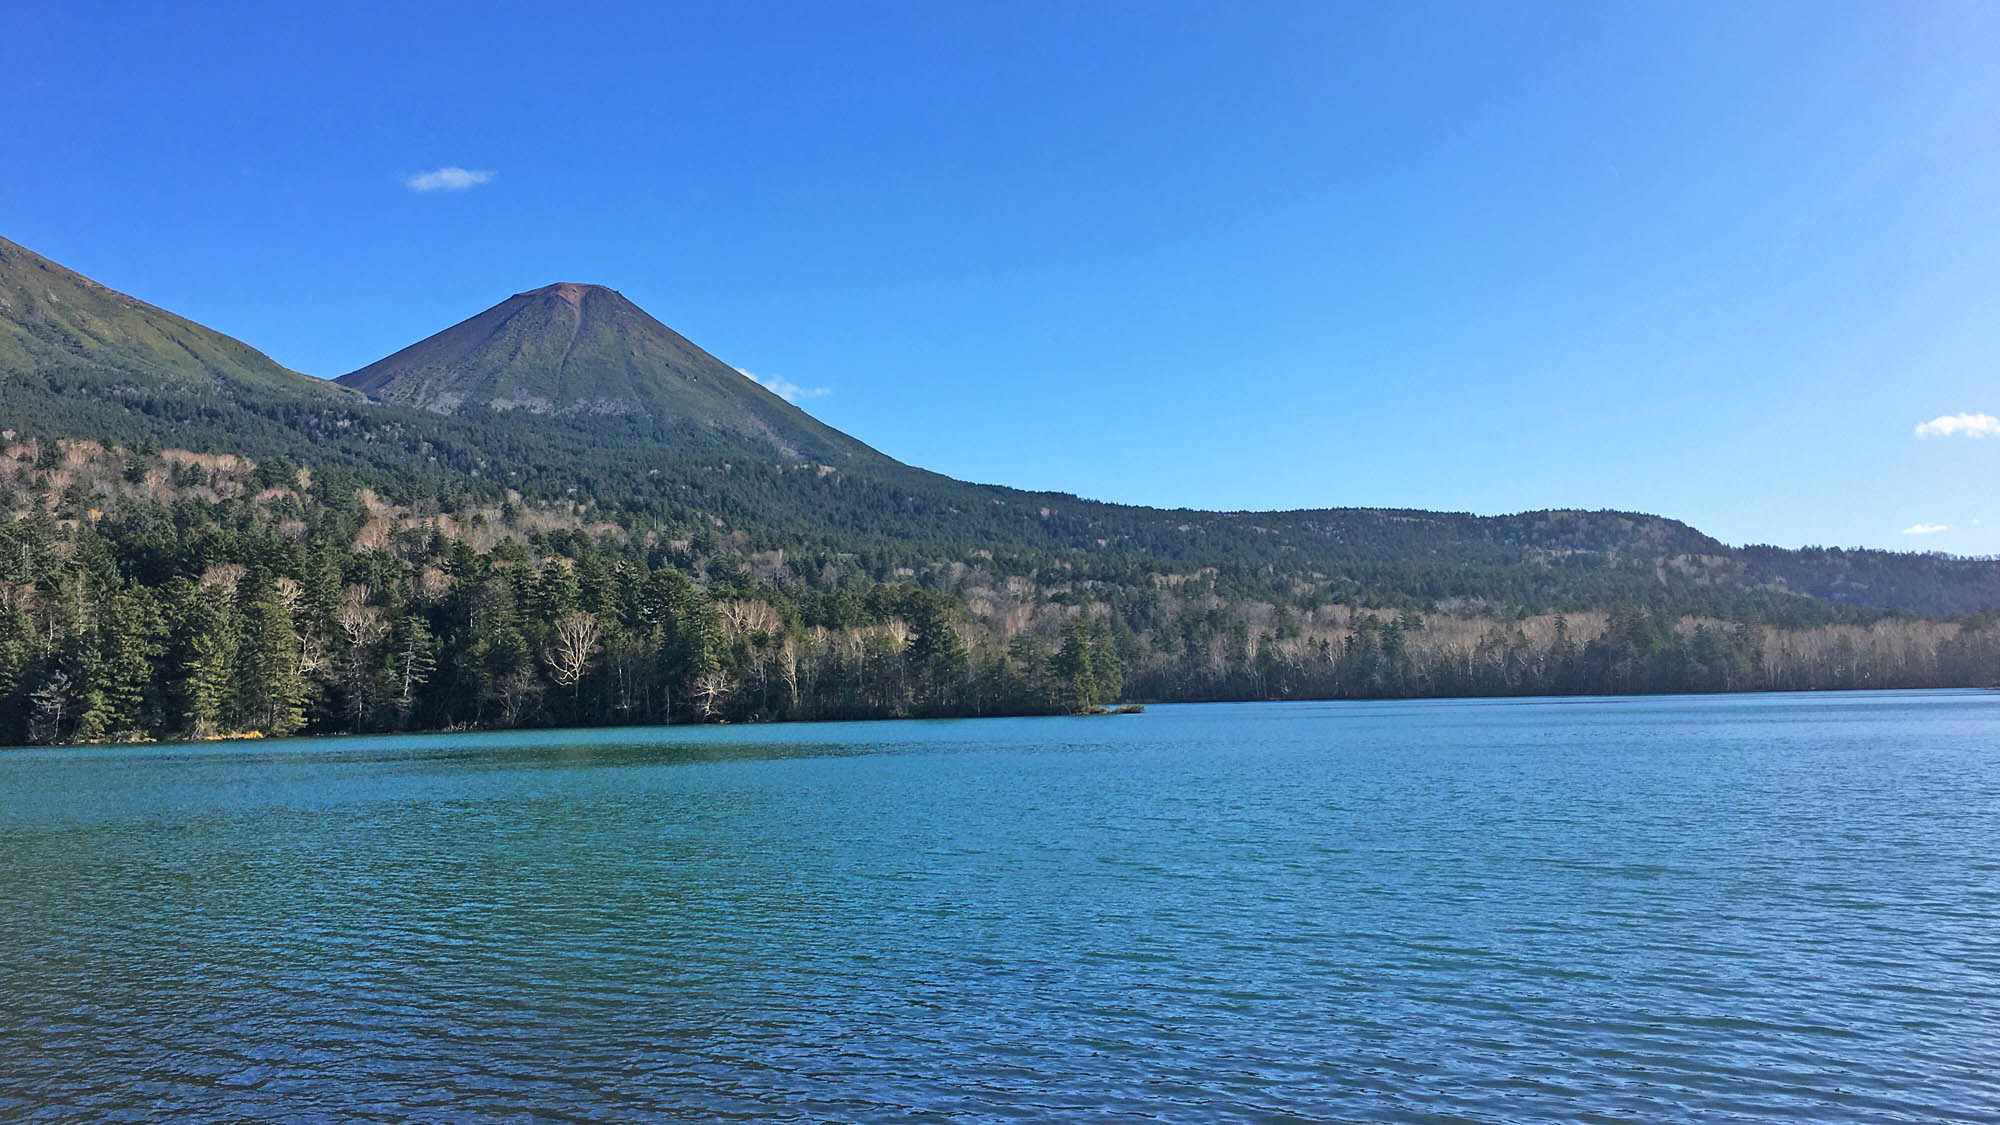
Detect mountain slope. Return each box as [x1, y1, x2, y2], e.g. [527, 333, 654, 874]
[4, 233, 1998, 618]
[5, 235, 1996, 747]
[318, 281, 2000, 613]
[0, 238, 650, 491]
[337, 283, 883, 468]
[0, 236, 346, 399]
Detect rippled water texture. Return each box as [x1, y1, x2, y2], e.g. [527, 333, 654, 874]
[4, 691, 1999, 1122]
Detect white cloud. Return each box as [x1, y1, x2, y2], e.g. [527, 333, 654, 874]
[737, 367, 830, 404]
[1914, 412, 2000, 438]
[1901, 523, 1951, 535]
[406, 167, 495, 192]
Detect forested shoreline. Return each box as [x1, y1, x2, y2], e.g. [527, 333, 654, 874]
[6, 234, 2000, 746]
[4, 440, 1995, 747]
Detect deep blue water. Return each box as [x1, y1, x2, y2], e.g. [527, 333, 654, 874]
[3, 690, 1998, 1122]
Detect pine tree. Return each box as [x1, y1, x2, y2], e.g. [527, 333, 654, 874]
[77, 587, 166, 740]
[646, 568, 725, 720]
[906, 595, 968, 713]
[0, 600, 36, 708]
[1090, 616, 1123, 704]
[174, 583, 239, 737]
[1055, 616, 1099, 713]
[532, 562, 582, 621]
[389, 613, 437, 722]
[1005, 633, 1056, 713]
[238, 597, 308, 736]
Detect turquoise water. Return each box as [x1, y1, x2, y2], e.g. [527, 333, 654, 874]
[3, 691, 1997, 1122]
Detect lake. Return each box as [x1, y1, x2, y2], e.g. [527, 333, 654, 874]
[3, 691, 1997, 1122]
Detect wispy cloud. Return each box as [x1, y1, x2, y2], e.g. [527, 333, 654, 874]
[406, 167, 495, 192]
[1901, 523, 1951, 536]
[737, 367, 830, 404]
[1914, 412, 2000, 438]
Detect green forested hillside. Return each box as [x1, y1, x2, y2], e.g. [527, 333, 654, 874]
[7, 235, 1994, 614]
[1, 235, 1995, 743]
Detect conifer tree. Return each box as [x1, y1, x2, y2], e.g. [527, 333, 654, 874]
[239, 596, 308, 736]
[906, 595, 968, 713]
[1056, 616, 1099, 713]
[77, 587, 166, 740]
[646, 568, 725, 719]
[0, 600, 36, 710]
[389, 614, 437, 722]
[175, 584, 239, 737]
[1090, 616, 1124, 704]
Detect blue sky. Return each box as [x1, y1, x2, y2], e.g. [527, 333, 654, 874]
[6, 2, 1998, 553]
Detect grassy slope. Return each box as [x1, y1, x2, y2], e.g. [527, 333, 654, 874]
[0, 236, 347, 397]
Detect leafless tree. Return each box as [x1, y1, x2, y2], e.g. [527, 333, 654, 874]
[692, 668, 733, 720]
[776, 636, 801, 714]
[544, 610, 601, 693]
[496, 672, 541, 726]
[297, 632, 330, 678]
[337, 592, 386, 728]
[29, 669, 73, 743]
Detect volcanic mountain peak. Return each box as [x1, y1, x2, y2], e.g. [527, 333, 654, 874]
[524, 281, 607, 307]
[335, 280, 886, 466]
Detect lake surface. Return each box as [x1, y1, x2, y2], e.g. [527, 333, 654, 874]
[3, 691, 1998, 1122]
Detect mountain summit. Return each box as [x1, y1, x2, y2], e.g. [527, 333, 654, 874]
[337, 282, 875, 464]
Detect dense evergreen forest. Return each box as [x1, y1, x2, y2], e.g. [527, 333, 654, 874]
[2, 440, 1994, 746]
[3, 235, 1997, 745]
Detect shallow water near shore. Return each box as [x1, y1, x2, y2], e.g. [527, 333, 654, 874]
[4, 690, 1998, 1122]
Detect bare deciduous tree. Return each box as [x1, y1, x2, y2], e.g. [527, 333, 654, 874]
[544, 610, 601, 691]
[337, 591, 386, 728]
[692, 668, 733, 719]
[776, 636, 801, 714]
[29, 669, 73, 744]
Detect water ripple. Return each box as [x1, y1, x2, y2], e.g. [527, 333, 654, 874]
[3, 690, 1998, 1121]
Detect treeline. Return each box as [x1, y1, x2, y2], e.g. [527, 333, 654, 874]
[0, 510, 1139, 744]
[3, 443, 1998, 744]
[1130, 606, 2000, 702]
[3, 504, 1994, 745]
